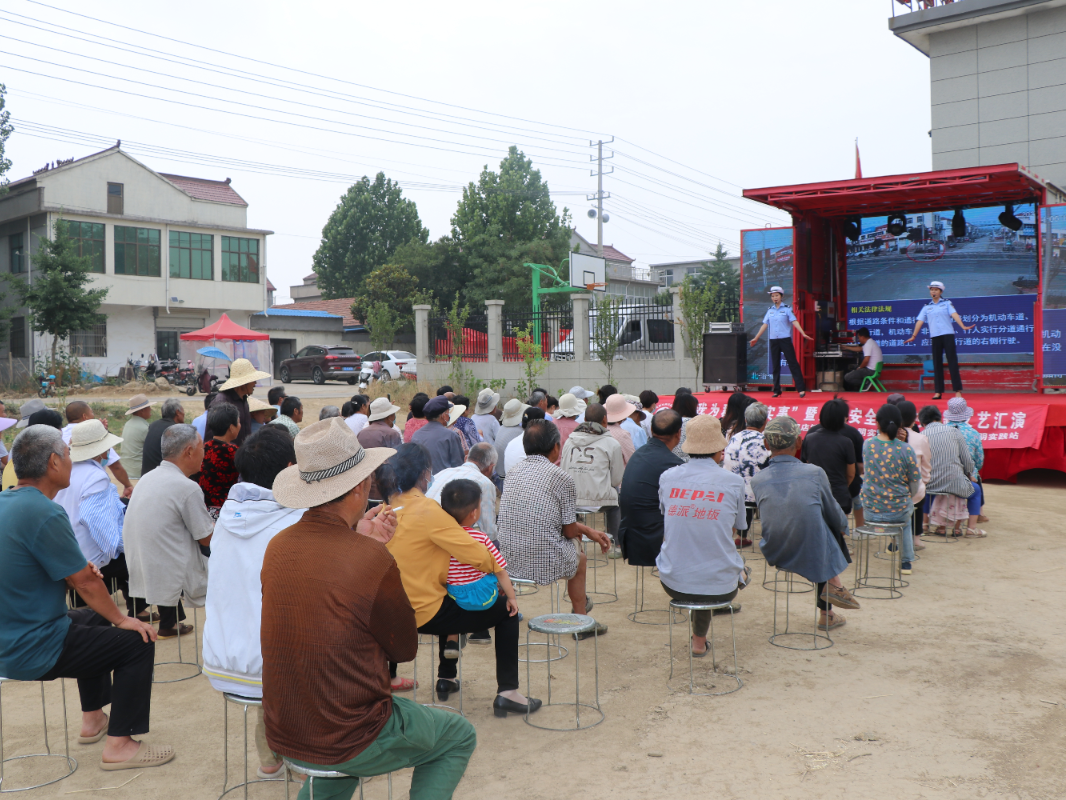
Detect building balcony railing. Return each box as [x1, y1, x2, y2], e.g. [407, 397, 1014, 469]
[890, 0, 958, 16]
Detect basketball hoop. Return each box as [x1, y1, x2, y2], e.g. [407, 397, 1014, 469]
[586, 283, 607, 292]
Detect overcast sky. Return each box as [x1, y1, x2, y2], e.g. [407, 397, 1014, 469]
[2, 0, 932, 303]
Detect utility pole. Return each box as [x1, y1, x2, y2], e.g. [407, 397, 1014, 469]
[588, 138, 614, 258]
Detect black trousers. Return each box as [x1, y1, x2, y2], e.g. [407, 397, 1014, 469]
[769, 337, 807, 394]
[418, 593, 519, 692]
[930, 333, 963, 394]
[158, 602, 186, 630]
[68, 555, 147, 617]
[35, 609, 155, 737]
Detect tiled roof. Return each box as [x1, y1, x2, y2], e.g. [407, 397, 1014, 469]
[269, 298, 359, 328]
[602, 244, 634, 263]
[303, 272, 318, 283]
[266, 278, 276, 291]
[255, 308, 339, 318]
[160, 174, 248, 206]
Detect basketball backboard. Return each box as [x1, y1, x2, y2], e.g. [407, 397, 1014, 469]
[569, 252, 607, 291]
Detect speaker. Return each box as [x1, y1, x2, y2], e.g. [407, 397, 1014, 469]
[703, 329, 747, 386]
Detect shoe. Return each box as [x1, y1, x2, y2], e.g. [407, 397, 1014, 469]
[798, 391, 806, 398]
[818, 613, 846, 631]
[467, 631, 492, 645]
[772, 392, 782, 398]
[913, 538, 926, 551]
[820, 584, 861, 611]
[735, 538, 753, 548]
[443, 640, 461, 659]
[887, 542, 899, 552]
[713, 603, 740, 616]
[257, 764, 285, 780]
[157, 623, 194, 638]
[901, 561, 913, 575]
[585, 595, 594, 614]
[100, 741, 175, 771]
[493, 695, 543, 718]
[435, 679, 460, 701]
[136, 611, 160, 622]
[78, 713, 109, 744]
[573, 621, 608, 641]
[607, 546, 623, 560]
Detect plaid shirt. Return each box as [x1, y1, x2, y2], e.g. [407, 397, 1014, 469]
[497, 455, 578, 585]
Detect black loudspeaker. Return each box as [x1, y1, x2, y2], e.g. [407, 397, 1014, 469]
[703, 329, 747, 386]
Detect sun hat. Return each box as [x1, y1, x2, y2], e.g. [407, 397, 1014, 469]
[125, 394, 156, 415]
[763, 415, 801, 451]
[681, 414, 728, 455]
[367, 397, 401, 422]
[928, 281, 946, 290]
[500, 399, 529, 427]
[944, 397, 974, 423]
[554, 393, 586, 419]
[768, 285, 785, 295]
[15, 398, 47, 429]
[69, 419, 124, 463]
[603, 393, 633, 424]
[272, 417, 396, 509]
[0, 416, 17, 434]
[248, 397, 278, 419]
[568, 385, 595, 401]
[623, 394, 641, 407]
[446, 405, 467, 426]
[423, 396, 452, 419]
[218, 358, 272, 392]
[474, 388, 500, 414]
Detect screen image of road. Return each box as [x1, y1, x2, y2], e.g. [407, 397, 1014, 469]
[741, 228, 794, 384]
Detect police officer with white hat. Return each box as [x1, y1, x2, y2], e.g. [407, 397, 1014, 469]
[903, 281, 976, 399]
[749, 285, 813, 398]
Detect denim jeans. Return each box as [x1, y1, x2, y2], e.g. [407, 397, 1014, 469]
[864, 508, 913, 564]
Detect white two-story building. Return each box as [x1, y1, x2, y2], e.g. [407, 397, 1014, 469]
[0, 145, 272, 378]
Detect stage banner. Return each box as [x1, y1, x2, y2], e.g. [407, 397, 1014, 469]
[653, 395, 1048, 450]
[741, 227, 795, 384]
[1041, 204, 1066, 385]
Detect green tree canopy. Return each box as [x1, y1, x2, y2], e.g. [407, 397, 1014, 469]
[695, 243, 739, 295]
[0, 84, 12, 195]
[450, 146, 571, 310]
[312, 172, 428, 299]
[350, 263, 431, 332]
[386, 237, 464, 302]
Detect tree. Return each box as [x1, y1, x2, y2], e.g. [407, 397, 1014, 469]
[19, 219, 109, 369]
[591, 294, 622, 387]
[450, 147, 572, 310]
[695, 243, 740, 296]
[363, 302, 400, 353]
[678, 275, 735, 385]
[513, 322, 545, 400]
[0, 84, 12, 195]
[388, 237, 465, 303]
[350, 263, 431, 332]
[312, 172, 427, 299]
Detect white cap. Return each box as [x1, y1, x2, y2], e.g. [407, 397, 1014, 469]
[928, 281, 945, 290]
[768, 285, 785, 295]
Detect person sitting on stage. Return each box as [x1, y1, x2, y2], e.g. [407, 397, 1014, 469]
[751, 415, 860, 631]
[748, 286, 814, 398]
[841, 327, 884, 391]
[617, 410, 684, 566]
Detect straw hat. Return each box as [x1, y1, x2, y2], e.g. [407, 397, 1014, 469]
[125, 394, 156, 415]
[680, 415, 728, 455]
[248, 397, 278, 419]
[568, 385, 595, 400]
[554, 393, 586, 419]
[367, 397, 401, 422]
[15, 399, 46, 429]
[500, 399, 529, 428]
[604, 393, 634, 424]
[273, 417, 396, 509]
[69, 419, 124, 463]
[218, 358, 272, 392]
[447, 405, 467, 426]
[944, 397, 973, 423]
[474, 388, 500, 414]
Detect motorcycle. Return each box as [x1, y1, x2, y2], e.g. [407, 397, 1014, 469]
[37, 374, 57, 398]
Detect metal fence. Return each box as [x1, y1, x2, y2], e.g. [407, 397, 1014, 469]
[890, 0, 955, 16]
[501, 309, 574, 362]
[428, 314, 489, 363]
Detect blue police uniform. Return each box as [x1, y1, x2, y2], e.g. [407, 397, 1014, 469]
[916, 297, 963, 394]
[916, 299, 957, 338]
[760, 303, 806, 395]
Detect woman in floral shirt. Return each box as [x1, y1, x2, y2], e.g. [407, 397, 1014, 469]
[724, 403, 771, 505]
[861, 404, 921, 575]
[944, 397, 986, 528]
[199, 403, 241, 517]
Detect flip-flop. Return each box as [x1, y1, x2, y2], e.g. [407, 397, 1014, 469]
[78, 714, 108, 744]
[691, 642, 711, 658]
[963, 528, 987, 538]
[100, 741, 175, 771]
[258, 765, 286, 780]
[390, 677, 417, 692]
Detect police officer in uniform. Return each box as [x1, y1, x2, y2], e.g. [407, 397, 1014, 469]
[749, 285, 813, 398]
[903, 280, 976, 399]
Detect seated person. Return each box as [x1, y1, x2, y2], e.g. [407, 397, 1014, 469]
[751, 416, 861, 631]
[62, 400, 133, 497]
[841, 327, 883, 391]
[0, 424, 172, 770]
[270, 396, 302, 437]
[247, 397, 277, 435]
[657, 416, 751, 655]
[198, 403, 242, 516]
[603, 394, 636, 463]
[559, 403, 625, 553]
[504, 406, 546, 475]
[617, 410, 684, 565]
[723, 402, 772, 541]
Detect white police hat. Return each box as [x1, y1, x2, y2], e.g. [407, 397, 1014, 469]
[768, 285, 785, 295]
[928, 281, 945, 290]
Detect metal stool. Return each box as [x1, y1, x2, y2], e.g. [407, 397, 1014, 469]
[284, 760, 392, 800]
[150, 605, 202, 683]
[767, 569, 833, 651]
[0, 678, 77, 793]
[852, 524, 907, 600]
[762, 558, 813, 593]
[576, 509, 608, 568]
[220, 693, 283, 799]
[667, 601, 742, 696]
[737, 503, 763, 559]
[523, 614, 603, 731]
[413, 634, 463, 716]
[921, 493, 959, 544]
[578, 527, 618, 604]
[628, 566, 685, 625]
[515, 579, 568, 663]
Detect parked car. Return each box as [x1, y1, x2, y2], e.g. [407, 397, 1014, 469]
[279, 345, 362, 384]
[358, 350, 417, 382]
[550, 310, 674, 362]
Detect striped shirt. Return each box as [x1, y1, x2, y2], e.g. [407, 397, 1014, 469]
[923, 422, 975, 498]
[447, 528, 506, 586]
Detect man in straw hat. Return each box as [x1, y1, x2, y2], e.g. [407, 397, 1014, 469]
[656, 415, 751, 653]
[0, 423, 173, 771]
[262, 419, 477, 797]
[211, 357, 272, 447]
[492, 398, 528, 480]
[750, 415, 860, 631]
[472, 387, 501, 445]
[63, 401, 134, 497]
[358, 397, 403, 504]
[119, 394, 155, 481]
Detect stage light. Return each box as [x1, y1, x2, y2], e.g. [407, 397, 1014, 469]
[952, 208, 966, 238]
[843, 216, 861, 242]
[886, 213, 907, 237]
[999, 204, 1023, 232]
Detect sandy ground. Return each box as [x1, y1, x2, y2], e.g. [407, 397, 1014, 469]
[3, 447, 1065, 798]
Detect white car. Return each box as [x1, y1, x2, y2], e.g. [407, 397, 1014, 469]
[359, 350, 418, 382]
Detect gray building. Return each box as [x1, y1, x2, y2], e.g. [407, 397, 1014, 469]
[651, 256, 741, 287]
[891, 0, 1066, 188]
[569, 230, 664, 300]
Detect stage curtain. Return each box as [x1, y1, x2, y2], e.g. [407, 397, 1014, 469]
[982, 426, 1066, 482]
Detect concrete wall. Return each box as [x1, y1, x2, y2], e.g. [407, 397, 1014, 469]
[929, 5, 1066, 186]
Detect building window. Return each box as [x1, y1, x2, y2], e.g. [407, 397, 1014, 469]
[66, 221, 106, 273]
[169, 231, 213, 280]
[221, 236, 259, 283]
[156, 330, 180, 360]
[114, 226, 161, 276]
[69, 322, 107, 358]
[107, 182, 124, 215]
[10, 233, 25, 274]
[9, 316, 26, 358]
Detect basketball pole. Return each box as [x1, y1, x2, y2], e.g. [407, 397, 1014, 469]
[524, 260, 586, 345]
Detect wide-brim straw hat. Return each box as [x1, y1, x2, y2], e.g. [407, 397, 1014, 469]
[218, 358, 272, 392]
[447, 405, 467, 426]
[944, 397, 974, 423]
[554, 393, 585, 419]
[125, 394, 156, 415]
[681, 415, 728, 455]
[368, 397, 401, 422]
[16, 399, 46, 428]
[500, 399, 529, 427]
[70, 419, 124, 463]
[474, 388, 500, 414]
[248, 397, 278, 419]
[273, 417, 396, 509]
[604, 393, 634, 424]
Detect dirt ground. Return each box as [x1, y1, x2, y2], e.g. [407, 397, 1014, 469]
[3, 412, 1065, 798]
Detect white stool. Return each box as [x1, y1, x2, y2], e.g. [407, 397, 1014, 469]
[413, 634, 463, 717]
[219, 693, 283, 799]
[284, 760, 392, 800]
[628, 566, 685, 625]
[0, 678, 77, 793]
[667, 600, 742, 696]
[515, 579, 568, 663]
[523, 614, 603, 731]
[767, 569, 832, 651]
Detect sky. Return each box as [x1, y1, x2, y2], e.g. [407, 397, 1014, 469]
[1, 0, 933, 304]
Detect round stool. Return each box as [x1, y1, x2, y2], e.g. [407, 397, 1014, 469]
[767, 569, 833, 651]
[737, 503, 763, 560]
[413, 634, 463, 716]
[284, 760, 392, 800]
[628, 566, 685, 625]
[515, 580, 568, 663]
[219, 693, 283, 799]
[852, 523, 907, 600]
[0, 677, 78, 793]
[523, 614, 604, 731]
[580, 537, 618, 604]
[667, 600, 742, 696]
[576, 510, 608, 568]
[149, 605, 202, 683]
[513, 577, 539, 597]
[762, 559, 813, 593]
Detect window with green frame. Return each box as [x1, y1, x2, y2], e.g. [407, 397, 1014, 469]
[169, 231, 213, 280]
[66, 221, 106, 273]
[221, 236, 259, 283]
[114, 226, 161, 276]
[9, 233, 25, 274]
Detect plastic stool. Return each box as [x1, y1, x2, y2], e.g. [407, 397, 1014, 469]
[667, 600, 742, 696]
[515, 579, 568, 663]
[852, 523, 907, 600]
[628, 566, 685, 625]
[767, 569, 832, 651]
[284, 760, 392, 800]
[219, 693, 283, 799]
[413, 634, 463, 716]
[523, 614, 603, 730]
[0, 677, 77, 793]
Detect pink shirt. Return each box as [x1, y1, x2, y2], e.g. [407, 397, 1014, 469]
[553, 417, 581, 464]
[607, 424, 635, 464]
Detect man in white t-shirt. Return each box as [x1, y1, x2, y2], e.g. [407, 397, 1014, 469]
[843, 327, 883, 391]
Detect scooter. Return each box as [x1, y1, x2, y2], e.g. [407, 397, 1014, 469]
[37, 374, 57, 397]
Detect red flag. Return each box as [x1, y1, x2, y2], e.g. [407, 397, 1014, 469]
[855, 139, 862, 179]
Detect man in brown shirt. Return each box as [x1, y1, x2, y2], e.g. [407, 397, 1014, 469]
[262, 418, 477, 799]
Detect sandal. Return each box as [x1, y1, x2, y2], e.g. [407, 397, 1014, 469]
[78, 713, 108, 744]
[819, 613, 846, 631]
[963, 528, 987, 538]
[100, 741, 175, 771]
[390, 677, 417, 692]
